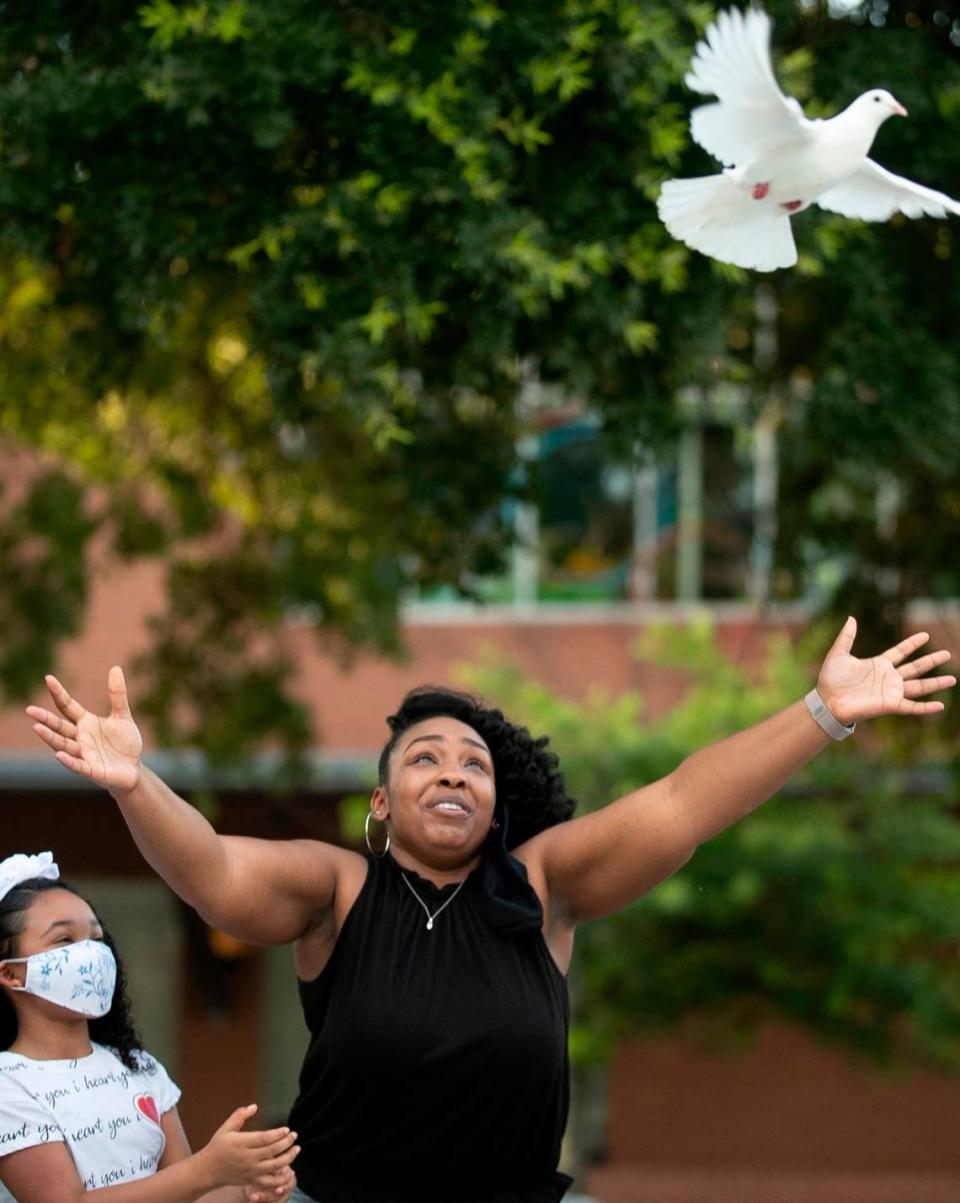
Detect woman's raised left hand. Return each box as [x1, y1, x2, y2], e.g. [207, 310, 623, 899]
[816, 617, 955, 727]
[26, 666, 143, 793]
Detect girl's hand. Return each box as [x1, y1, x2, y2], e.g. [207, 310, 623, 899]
[26, 666, 143, 794]
[246, 1166, 298, 1202]
[197, 1104, 300, 1190]
[817, 617, 955, 726]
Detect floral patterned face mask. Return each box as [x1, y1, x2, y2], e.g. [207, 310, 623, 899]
[6, 939, 116, 1018]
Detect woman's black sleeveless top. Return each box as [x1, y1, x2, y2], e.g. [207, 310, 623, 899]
[288, 852, 571, 1203]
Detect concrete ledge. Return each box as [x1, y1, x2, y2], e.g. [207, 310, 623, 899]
[0, 749, 376, 792]
[399, 599, 960, 627]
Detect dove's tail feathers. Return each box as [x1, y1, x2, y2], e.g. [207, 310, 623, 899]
[709, 215, 796, 272]
[657, 174, 732, 229]
[658, 173, 753, 233]
[658, 174, 797, 272]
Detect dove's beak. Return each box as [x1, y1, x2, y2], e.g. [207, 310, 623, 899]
[891, 100, 908, 117]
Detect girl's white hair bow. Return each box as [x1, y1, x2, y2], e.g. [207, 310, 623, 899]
[0, 852, 59, 904]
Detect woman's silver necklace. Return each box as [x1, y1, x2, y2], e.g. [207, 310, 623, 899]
[401, 872, 467, 931]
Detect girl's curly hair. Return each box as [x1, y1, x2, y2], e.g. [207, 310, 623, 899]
[0, 878, 147, 1072]
[378, 686, 576, 847]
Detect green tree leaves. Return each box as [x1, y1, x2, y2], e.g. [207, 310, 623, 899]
[0, 0, 703, 752]
[3, 1, 960, 767]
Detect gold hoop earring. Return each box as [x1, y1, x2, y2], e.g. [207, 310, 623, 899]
[365, 810, 390, 856]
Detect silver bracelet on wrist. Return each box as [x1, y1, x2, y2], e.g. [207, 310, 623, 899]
[804, 688, 855, 741]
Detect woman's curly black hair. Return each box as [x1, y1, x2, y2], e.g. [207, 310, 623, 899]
[0, 877, 146, 1072]
[378, 686, 577, 848]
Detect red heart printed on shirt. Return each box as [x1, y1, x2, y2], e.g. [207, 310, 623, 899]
[134, 1094, 160, 1126]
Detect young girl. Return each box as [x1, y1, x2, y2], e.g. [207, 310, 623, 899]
[0, 852, 298, 1203]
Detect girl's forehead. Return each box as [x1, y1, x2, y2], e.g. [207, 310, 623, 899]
[23, 889, 98, 932]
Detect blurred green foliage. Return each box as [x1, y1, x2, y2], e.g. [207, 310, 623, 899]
[461, 621, 960, 1069]
[0, 471, 96, 696]
[1, 2, 960, 761]
[339, 792, 376, 846]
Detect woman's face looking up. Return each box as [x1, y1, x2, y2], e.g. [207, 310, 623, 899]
[376, 716, 497, 864]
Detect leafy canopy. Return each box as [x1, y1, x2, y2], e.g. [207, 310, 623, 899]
[2, 2, 960, 756]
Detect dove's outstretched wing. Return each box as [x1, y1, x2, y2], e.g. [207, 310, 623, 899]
[686, 8, 813, 168]
[815, 159, 960, 221]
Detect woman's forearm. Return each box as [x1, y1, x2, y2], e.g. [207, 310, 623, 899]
[669, 698, 830, 846]
[108, 766, 230, 912]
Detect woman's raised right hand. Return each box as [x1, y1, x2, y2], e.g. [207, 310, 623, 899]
[198, 1104, 300, 1191]
[26, 666, 143, 794]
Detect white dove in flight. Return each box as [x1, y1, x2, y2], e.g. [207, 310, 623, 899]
[657, 6, 960, 272]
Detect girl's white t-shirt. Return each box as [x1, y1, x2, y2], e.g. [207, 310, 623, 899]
[0, 1042, 180, 1199]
